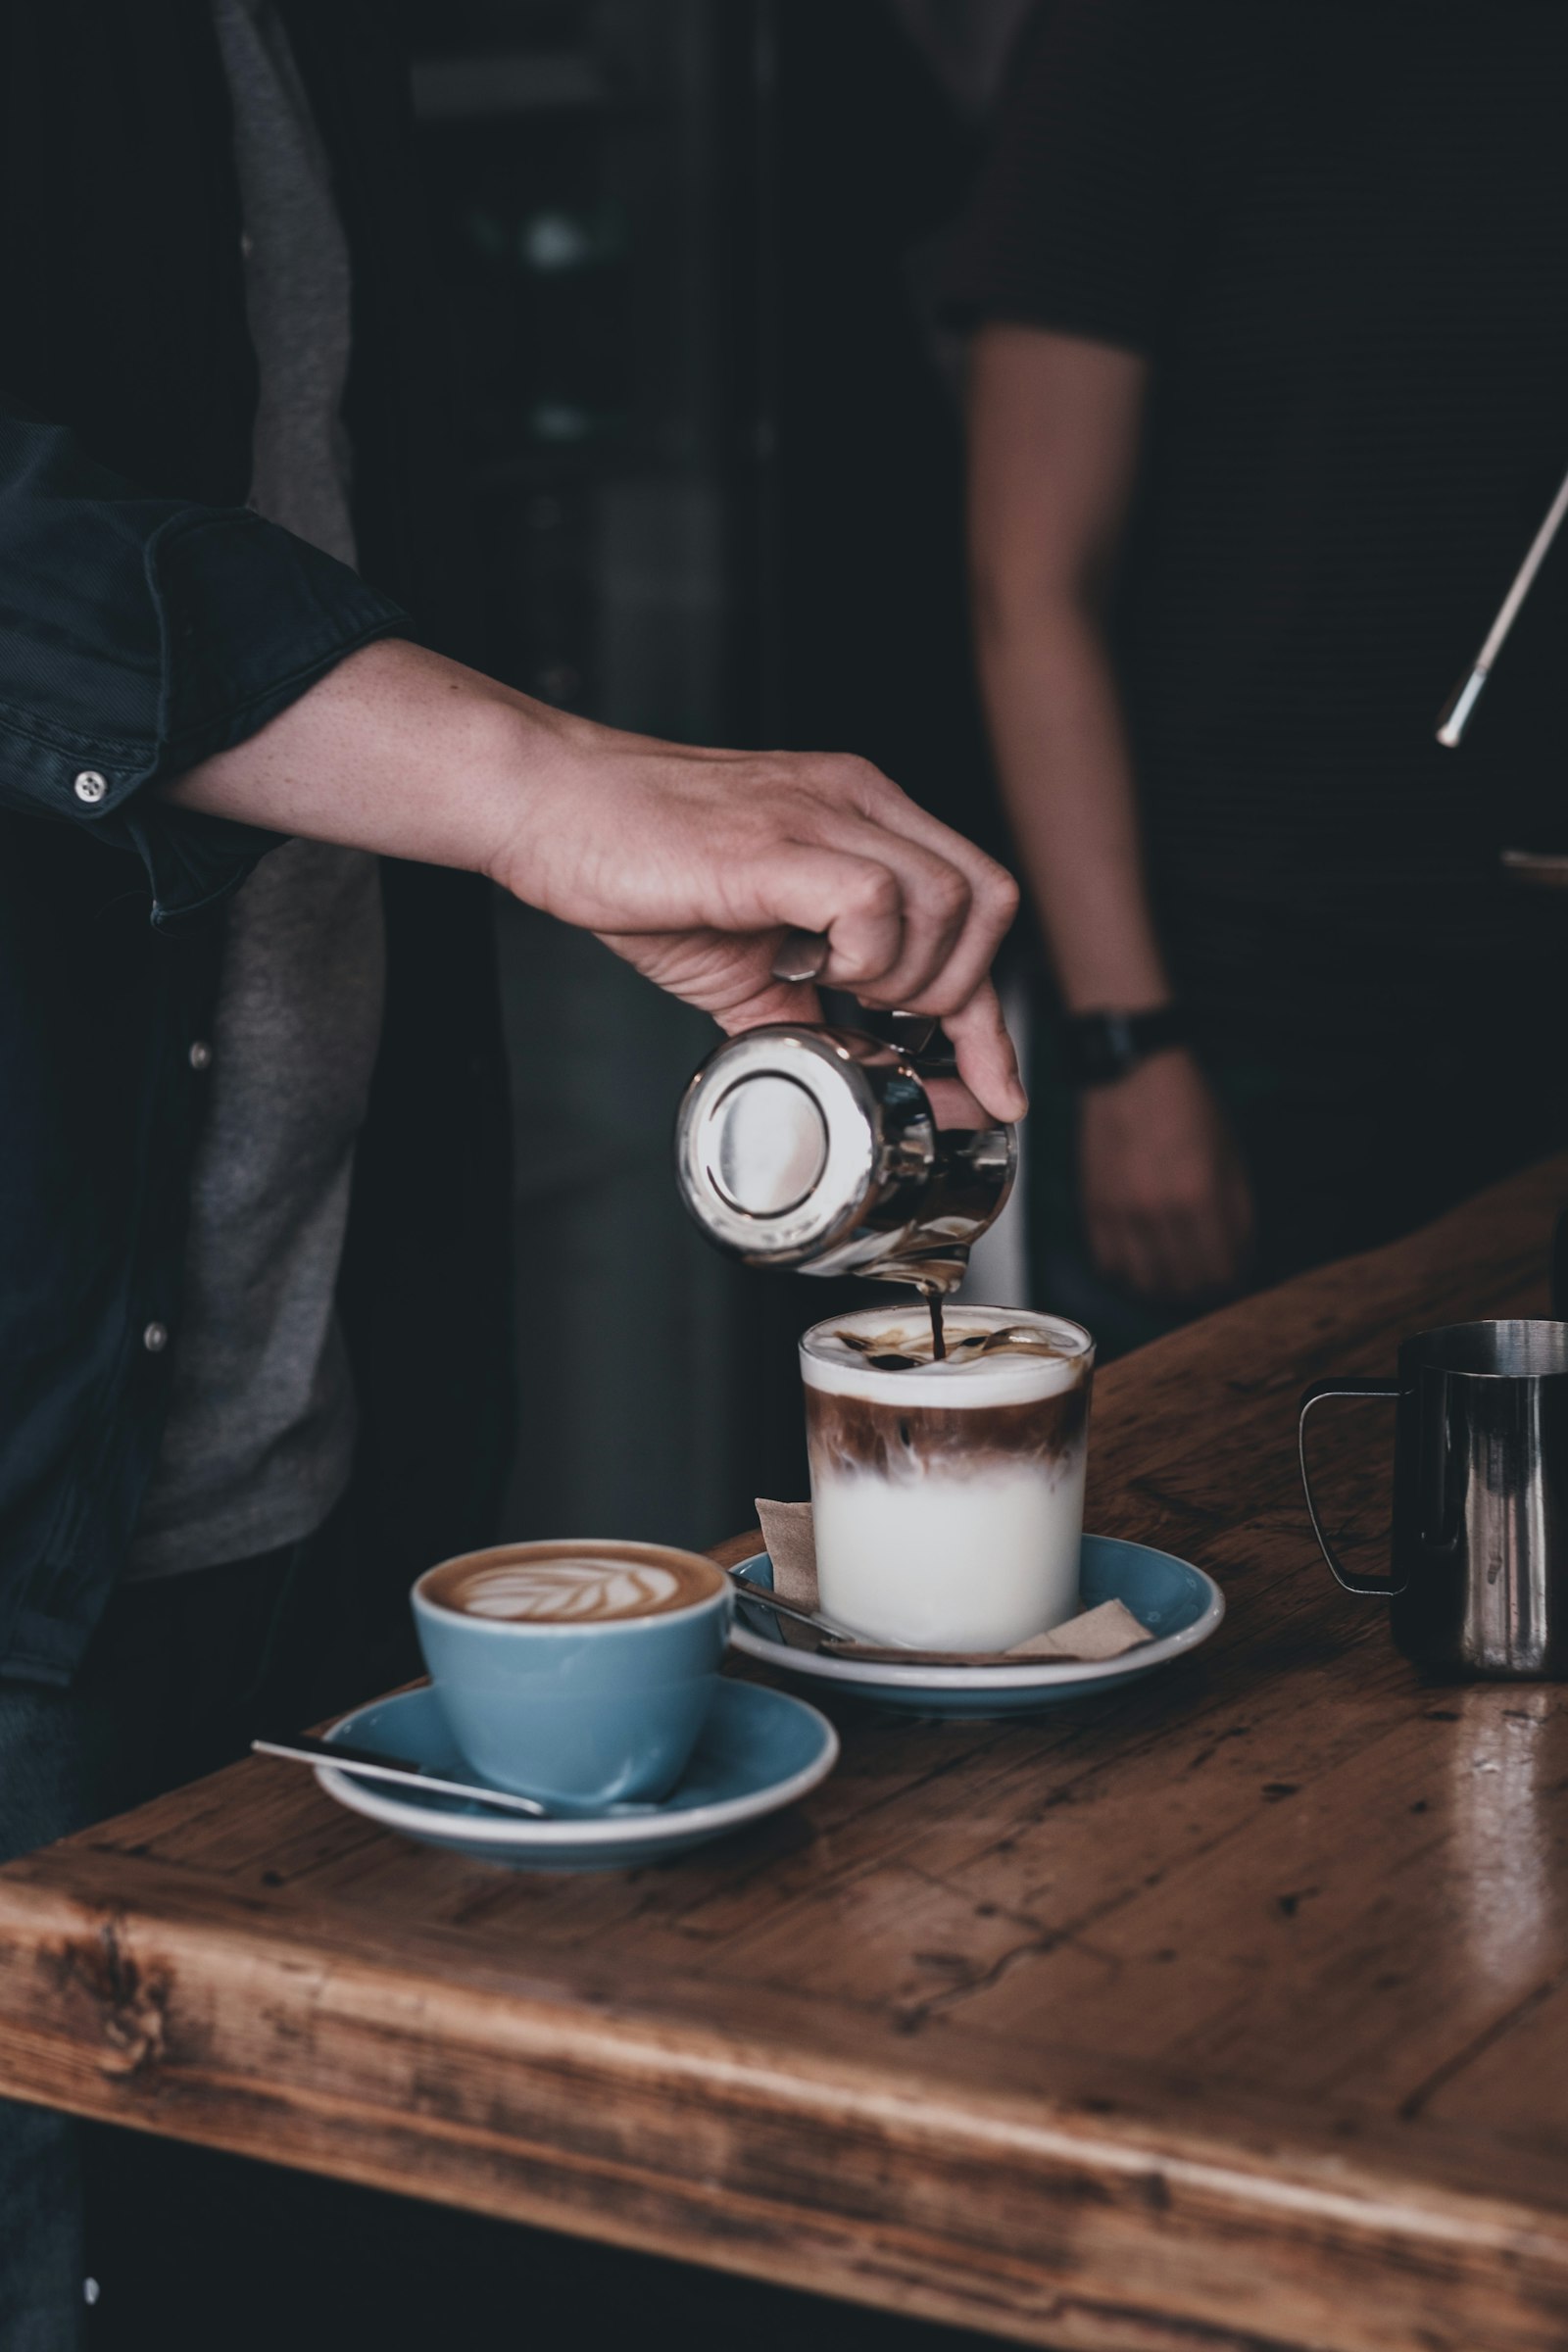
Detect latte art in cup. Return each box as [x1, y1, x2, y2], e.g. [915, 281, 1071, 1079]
[459, 1560, 681, 1621]
[447, 1557, 682, 1623]
[802, 1305, 1095, 1653]
[420, 1542, 723, 1626]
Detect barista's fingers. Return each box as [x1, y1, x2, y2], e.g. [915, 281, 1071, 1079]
[739, 842, 907, 990]
[897, 862, 1020, 1025]
[808, 815, 974, 1009]
[824, 770, 1022, 1011]
[940, 980, 1028, 1124]
[833, 754, 1015, 893]
[921, 1072, 994, 1130]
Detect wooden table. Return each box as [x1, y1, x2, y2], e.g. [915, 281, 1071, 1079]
[4, 1160, 1568, 2352]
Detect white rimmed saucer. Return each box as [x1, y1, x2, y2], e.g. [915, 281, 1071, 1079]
[729, 1533, 1224, 1716]
[316, 1678, 838, 1871]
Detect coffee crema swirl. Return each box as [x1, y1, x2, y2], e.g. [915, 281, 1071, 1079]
[834, 1321, 1076, 1372]
[423, 1543, 722, 1626]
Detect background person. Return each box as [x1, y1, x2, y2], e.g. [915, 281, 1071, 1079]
[953, 0, 1568, 1354]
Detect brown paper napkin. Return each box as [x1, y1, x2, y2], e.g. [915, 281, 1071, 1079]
[753, 1499, 1152, 1666]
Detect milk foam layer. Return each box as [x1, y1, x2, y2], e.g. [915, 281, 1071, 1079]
[802, 1305, 1095, 1652]
[803, 1306, 1091, 1407]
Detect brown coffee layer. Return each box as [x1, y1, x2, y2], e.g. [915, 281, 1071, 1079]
[806, 1371, 1090, 1479]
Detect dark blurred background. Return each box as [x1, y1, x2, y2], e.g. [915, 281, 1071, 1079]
[403, 0, 1032, 1552]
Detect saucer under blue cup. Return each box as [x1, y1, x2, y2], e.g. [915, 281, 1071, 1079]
[728, 1533, 1224, 1716]
[316, 1681, 839, 1871]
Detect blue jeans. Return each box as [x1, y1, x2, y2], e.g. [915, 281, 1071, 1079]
[0, 1504, 385, 2351]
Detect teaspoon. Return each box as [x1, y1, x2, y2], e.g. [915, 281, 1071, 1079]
[724, 1570, 866, 1645]
[252, 1735, 659, 1818]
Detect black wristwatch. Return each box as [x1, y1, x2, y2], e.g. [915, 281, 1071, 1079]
[1057, 1004, 1191, 1088]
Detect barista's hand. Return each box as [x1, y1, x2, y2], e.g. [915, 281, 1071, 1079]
[1076, 1049, 1254, 1300]
[164, 639, 1025, 1120]
[493, 706, 1027, 1122]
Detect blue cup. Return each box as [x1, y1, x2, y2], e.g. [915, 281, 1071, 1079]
[412, 1540, 733, 1811]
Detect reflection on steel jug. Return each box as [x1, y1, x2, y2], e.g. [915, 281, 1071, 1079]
[1299, 1319, 1568, 1679]
[673, 1024, 1015, 1294]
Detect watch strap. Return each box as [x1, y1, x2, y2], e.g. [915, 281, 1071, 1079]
[1058, 1004, 1190, 1088]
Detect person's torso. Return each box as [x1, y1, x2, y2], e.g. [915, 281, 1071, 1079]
[128, 0, 387, 1577]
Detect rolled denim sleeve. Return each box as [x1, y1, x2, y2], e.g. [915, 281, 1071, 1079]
[0, 404, 411, 925]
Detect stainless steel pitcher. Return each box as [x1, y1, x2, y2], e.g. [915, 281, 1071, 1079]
[1299, 1319, 1568, 1679]
[673, 1023, 1015, 1294]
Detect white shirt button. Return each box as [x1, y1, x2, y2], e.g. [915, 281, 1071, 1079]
[188, 1040, 213, 1071]
[74, 770, 108, 805]
[142, 1321, 169, 1354]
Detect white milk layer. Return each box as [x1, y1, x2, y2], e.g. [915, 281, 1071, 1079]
[802, 1304, 1094, 1652]
[811, 1452, 1087, 1651]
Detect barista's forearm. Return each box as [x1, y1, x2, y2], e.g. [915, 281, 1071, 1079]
[163, 636, 575, 880]
[974, 592, 1171, 1013]
[164, 631, 1028, 1126]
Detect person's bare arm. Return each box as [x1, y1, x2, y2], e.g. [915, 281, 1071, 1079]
[967, 323, 1251, 1294]
[969, 324, 1165, 1010]
[165, 636, 1026, 1120]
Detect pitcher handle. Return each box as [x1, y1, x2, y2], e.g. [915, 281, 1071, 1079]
[1298, 1378, 1405, 1596]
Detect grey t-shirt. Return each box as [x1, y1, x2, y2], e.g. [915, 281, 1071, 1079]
[128, 0, 385, 1576]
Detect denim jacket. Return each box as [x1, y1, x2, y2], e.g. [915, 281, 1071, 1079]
[0, 0, 512, 1681]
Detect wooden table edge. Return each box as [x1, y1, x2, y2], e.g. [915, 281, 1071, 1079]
[2, 1845, 1568, 2352]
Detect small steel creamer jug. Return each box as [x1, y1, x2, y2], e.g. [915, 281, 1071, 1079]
[1299, 1319, 1568, 1679]
[673, 1023, 1015, 1294]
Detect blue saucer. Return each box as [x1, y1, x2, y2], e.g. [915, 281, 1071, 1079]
[316, 1678, 839, 1871]
[728, 1533, 1223, 1717]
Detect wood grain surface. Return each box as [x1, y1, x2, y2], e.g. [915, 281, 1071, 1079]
[4, 1159, 1568, 2351]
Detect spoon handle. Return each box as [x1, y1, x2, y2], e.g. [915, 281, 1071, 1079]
[725, 1571, 861, 1645]
[252, 1734, 549, 1817]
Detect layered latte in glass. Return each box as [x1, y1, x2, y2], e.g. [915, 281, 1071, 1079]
[801, 1305, 1096, 1652]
